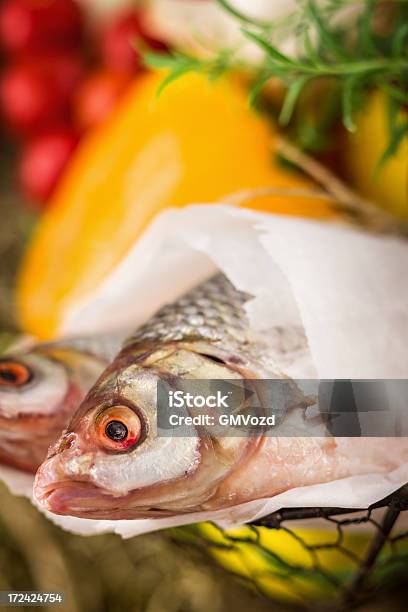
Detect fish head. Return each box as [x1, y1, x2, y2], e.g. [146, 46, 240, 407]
[34, 342, 261, 519]
[0, 344, 106, 473]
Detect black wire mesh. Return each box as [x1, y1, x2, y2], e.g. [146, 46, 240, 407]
[253, 485, 408, 607]
[177, 485, 408, 610]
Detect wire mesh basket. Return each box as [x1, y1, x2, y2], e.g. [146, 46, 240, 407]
[178, 485, 408, 610]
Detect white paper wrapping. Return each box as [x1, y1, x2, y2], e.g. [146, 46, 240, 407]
[60, 205, 408, 379]
[2, 205, 408, 536]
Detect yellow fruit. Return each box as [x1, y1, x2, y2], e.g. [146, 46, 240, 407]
[18, 71, 333, 339]
[191, 522, 373, 603]
[343, 91, 407, 217]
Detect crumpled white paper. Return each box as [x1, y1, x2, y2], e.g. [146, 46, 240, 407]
[2, 205, 408, 536]
[60, 205, 408, 379]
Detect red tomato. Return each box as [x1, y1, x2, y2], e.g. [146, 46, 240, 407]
[0, 54, 85, 137]
[18, 129, 79, 207]
[101, 9, 168, 73]
[74, 69, 130, 131]
[0, 0, 84, 55]
[40, 52, 85, 100]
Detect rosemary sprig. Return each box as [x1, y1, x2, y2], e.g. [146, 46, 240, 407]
[144, 49, 241, 95]
[144, 0, 408, 164]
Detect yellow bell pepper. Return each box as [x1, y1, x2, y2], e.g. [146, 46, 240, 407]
[190, 522, 381, 603]
[18, 71, 333, 339]
[342, 91, 407, 218]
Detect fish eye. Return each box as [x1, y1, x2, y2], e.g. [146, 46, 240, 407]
[106, 420, 128, 442]
[95, 405, 143, 452]
[0, 360, 32, 388]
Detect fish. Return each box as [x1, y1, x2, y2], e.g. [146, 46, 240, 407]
[0, 334, 124, 473]
[34, 275, 408, 520]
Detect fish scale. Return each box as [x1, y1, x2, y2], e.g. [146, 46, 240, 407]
[127, 275, 252, 346]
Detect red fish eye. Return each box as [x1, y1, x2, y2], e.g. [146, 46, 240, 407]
[0, 361, 32, 387]
[95, 405, 142, 452]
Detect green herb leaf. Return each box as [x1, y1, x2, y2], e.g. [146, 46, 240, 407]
[143, 52, 178, 70]
[303, 27, 320, 66]
[357, 0, 378, 57]
[383, 83, 408, 106]
[155, 67, 191, 96]
[341, 75, 361, 132]
[242, 29, 293, 64]
[248, 72, 274, 107]
[377, 119, 408, 169]
[305, 0, 349, 61]
[279, 75, 312, 125]
[216, 0, 271, 28]
[392, 22, 408, 58]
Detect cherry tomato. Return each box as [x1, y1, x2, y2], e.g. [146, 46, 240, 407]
[101, 9, 168, 73]
[74, 69, 130, 131]
[0, 54, 85, 137]
[46, 52, 86, 99]
[0, 0, 84, 55]
[18, 129, 79, 207]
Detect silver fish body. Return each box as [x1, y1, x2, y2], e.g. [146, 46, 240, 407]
[34, 275, 408, 519]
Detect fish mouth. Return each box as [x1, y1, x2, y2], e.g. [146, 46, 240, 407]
[33, 453, 123, 518]
[36, 480, 180, 519]
[34, 458, 151, 519]
[36, 480, 119, 517]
